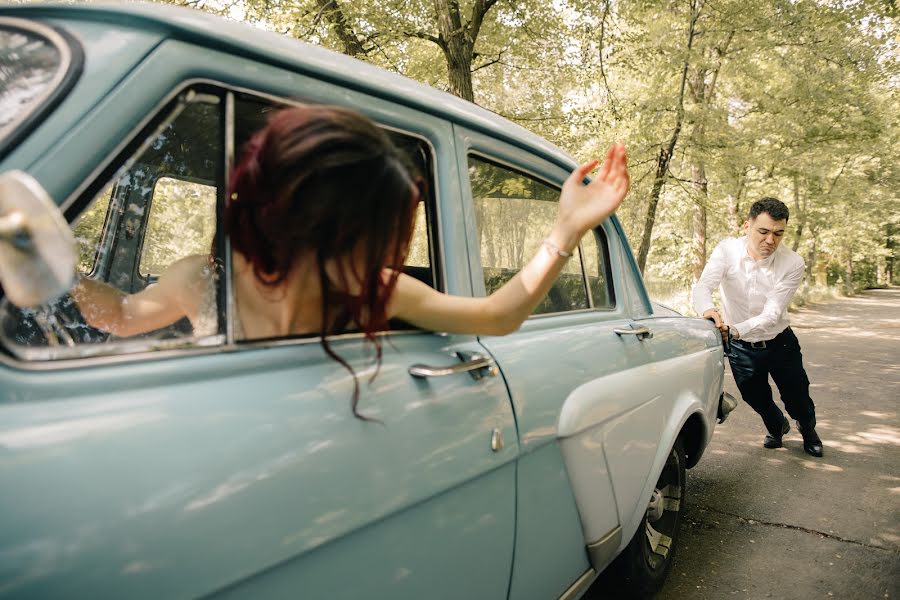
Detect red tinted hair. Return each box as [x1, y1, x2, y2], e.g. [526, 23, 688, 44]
[226, 105, 421, 418]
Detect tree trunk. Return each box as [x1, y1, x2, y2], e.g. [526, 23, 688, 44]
[316, 0, 497, 103]
[442, 43, 475, 102]
[726, 177, 745, 234]
[845, 252, 854, 295]
[791, 173, 805, 252]
[316, 0, 369, 58]
[691, 163, 707, 282]
[685, 31, 731, 281]
[887, 223, 895, 284]
[805, 235, 817, 288]
[431, 0, 497, 102]
[637, 146, 675, 273]
[636, 2, 701, 274]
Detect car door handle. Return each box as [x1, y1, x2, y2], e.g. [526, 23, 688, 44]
[409, 351, 499, 380]
[613, 325, 653, 340]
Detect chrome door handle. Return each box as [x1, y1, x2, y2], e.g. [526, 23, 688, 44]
[613, 325, 653, 340]
[409, 351, 499, 380]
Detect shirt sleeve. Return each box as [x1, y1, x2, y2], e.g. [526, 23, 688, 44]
[733, 259, 804, 339]
[692, 242, 727, 316]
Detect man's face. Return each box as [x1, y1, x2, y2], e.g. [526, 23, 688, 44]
[744, 212, 787, 259]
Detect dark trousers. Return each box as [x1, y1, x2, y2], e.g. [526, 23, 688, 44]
[727, 327, 817, 436]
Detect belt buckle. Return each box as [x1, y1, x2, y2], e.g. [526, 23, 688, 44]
[750, 340, 767, 349]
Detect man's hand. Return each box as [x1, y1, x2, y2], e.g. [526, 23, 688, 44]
[554, 144, 629, 248]
[703, 308, 731, 343]
[703, 308, 723, 328]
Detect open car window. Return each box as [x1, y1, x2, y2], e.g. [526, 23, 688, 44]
[231, 93, 440, 338]
[1, 86, 442, 361]
[1, 89, 225, 360]
[468, 156, 615, 315]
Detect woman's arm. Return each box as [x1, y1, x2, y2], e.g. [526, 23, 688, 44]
[389, 143, 629, 335]
[71, 255, 205, 337]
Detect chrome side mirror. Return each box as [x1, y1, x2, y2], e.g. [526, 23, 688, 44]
[0, 171, 75, 307]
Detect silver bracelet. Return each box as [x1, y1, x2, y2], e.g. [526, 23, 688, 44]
[543, 239, 573, 258]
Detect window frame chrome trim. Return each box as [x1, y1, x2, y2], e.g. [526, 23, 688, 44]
[0, 329, 432, 371]
[590, 227, 617, 310]
[60, 82, 210, 213]
[61, 77, 443, 287]
[578, 242, 593, 307]
[224, 91, 236, 345]
[0, 17, 84, 161]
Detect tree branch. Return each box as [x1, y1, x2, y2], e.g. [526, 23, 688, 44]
[471, 49, 505, 72]
[469, 0, 500, 42]
[315, 0, 370, 57]
[598, 0, 621, 120]
[403, 29, 445, 49]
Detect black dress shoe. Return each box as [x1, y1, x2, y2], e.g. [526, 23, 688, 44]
[796, 421, 824, 457]
[763, 418, 790, 449]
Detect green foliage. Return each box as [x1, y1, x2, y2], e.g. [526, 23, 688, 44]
[72, 186, 112, 274]
[139, 178, 217, 276]
[156, 0, 898, 302]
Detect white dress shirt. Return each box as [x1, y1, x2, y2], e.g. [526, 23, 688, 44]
[692, 236, 805, 343]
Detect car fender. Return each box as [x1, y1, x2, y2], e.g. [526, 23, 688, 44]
[615, 397, 710, 552]
[557, 347, 719, 552]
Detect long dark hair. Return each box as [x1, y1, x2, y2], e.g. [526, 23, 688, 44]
[225, 105, 421, 418]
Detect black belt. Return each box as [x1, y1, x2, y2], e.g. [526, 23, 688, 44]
[732, 327, 790, 350]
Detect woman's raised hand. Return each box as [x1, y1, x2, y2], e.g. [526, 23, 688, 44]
[550, 143, 629, 251]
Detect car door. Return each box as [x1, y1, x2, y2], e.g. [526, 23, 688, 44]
[453, 126, 671, 598]
[0, 36, 518, 600]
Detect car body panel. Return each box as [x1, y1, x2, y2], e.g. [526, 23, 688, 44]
[0, 5, 725, 599]
[506, 443, 591, 600]
[1, 18, 160, 174]
[451, 123, 692, 589]
[1, 22, 520, 598]
[0, 337, 518, 599]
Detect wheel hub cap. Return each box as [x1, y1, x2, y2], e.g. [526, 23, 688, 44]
[647, 488, 664, 522]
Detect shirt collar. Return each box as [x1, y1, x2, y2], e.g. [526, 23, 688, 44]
[741, 237, 777, 266]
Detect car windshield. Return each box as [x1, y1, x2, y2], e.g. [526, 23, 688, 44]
[0, 22, 64, 142]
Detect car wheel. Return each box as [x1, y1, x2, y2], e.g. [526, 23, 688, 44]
[605, 438, 686, 598]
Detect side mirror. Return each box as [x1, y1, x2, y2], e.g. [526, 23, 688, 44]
[0, 171, 75, 307]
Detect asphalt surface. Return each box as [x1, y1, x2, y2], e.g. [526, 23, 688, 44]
[655, 288, 900, 600]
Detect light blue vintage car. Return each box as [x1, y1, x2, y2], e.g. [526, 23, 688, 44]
[0, 5, 732, 599]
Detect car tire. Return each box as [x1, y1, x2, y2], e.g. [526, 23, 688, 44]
[604, 437, 686, 599]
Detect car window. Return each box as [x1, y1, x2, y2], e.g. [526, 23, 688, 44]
[581, 228, 615, 309]
[468, 156, 591, 315]
[0, 87, 442, 361]
[233, 93, 439, 295]
[405, 203, 430, 268]
[139, 177, 217, 277]
[72, 183, 113, 274]
[0, 20, 75, 153]
[1, 90, 224, 360]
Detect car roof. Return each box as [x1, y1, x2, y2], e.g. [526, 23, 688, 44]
[2, 2, 577, 172]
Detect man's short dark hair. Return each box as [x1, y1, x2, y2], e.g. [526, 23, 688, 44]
[749, 197, 789, 222]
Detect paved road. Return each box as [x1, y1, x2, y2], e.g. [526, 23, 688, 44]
[656, 288, 900, 600]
